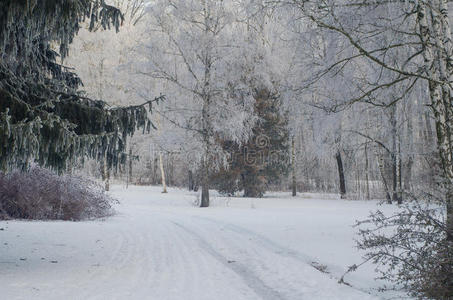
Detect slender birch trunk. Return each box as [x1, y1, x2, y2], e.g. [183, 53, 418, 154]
[418, 0, 453, 240]
[404, 100, 414, 193]
[365, 142, 370, 200]
[159, 152, 167, 193]
[292, 136, 297, 197]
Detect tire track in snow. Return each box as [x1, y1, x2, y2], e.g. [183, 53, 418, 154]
[189, 215, 377, 298]
[148, 219, 204, 299]
[162, 214, 329, 299]
[69, 210, 260, 300]
[143, 215, 260, 300]
[171, 221, 286, 300]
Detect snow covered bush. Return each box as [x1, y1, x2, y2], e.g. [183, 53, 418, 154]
[355, 195, 452, 299]
[0, 166, 116, 221]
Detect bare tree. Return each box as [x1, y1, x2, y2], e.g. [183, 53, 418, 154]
[276, 0, 453, 296]
[136, 1, 257, 206]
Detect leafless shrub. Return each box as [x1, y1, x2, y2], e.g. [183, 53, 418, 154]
[0, 166, 116, 221]
[354, 193, 452, 299]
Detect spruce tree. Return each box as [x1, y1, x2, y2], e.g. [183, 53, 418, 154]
[213, 88, 289, 198]
[241, 88, 289, 197]
[0, 0, 161, 173]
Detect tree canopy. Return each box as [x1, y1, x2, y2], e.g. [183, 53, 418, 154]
[0, 0, 161, 172]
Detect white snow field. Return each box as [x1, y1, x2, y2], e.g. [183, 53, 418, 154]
[0, 186, 411, 300]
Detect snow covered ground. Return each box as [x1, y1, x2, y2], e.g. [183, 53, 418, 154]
[0, 186, 411, 300]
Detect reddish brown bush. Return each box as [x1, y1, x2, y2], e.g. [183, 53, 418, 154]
[0, 166, 116, 220]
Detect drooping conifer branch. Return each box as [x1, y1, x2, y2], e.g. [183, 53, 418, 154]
[0, 0, 163, 172]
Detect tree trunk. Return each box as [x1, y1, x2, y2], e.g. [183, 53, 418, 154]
[424, 111, 434, 144]
[105, 166, 110, 192]
[200, 160, 209, 207]
[391, 153, 398, 203]
[336, 150, 346, 199]
[418, 1, 453, 241]
[153, 157, 158, 185]
[200, 108, 210, 206]
[448, 192, 453, 242]
[390, 104, 402, 204]
[159, 152, 167, 193]
[167, 155, 174, 187]
[292, 136, 297, 197]
[365, 142, 370, 200]
[404, 155, 414, 193]
[404, 100, 414, 193]
[376, 151, 392, 203]
[126, 147, 132, 189]
[188, 170, 194, 191]
[199, 1, 212, 208]
[129, 148, 133, 185]
[355, 158, 361, 200]
[101, 153, 110, 192]
[397, 141, 403, 204]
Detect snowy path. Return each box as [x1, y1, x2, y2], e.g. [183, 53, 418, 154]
[0, 186, 408, 300]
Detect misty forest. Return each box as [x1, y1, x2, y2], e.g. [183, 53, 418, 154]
[0, 0, 452, 299]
